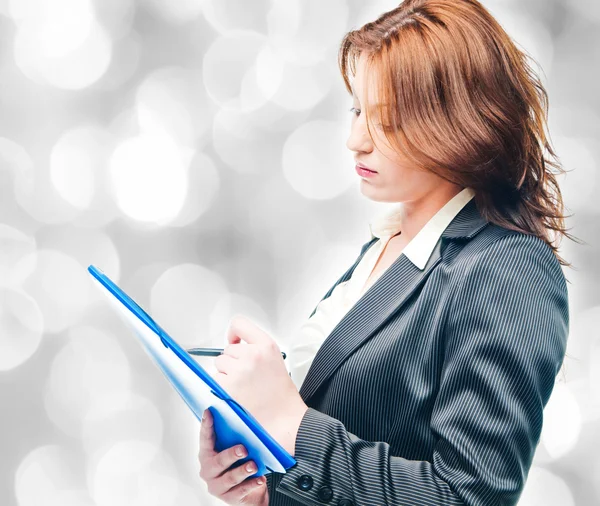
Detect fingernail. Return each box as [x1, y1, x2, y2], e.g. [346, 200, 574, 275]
[256, 478, 264, 485]
[202, 410, 206, 421]
[235, 446, 245, 457]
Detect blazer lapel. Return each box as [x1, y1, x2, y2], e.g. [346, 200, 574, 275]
[298, 198, 489, 404]
[307, 236, 380, 319]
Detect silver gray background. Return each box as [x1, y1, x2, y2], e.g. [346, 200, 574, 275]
[0, 0, 598, 505]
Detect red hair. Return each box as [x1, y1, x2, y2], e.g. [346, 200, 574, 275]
[339, 0, 581, 267]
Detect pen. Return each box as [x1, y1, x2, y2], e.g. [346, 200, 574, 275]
[187, 347, 287, 360]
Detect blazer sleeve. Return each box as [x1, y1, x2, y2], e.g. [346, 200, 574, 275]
[270, 233, 570, 506]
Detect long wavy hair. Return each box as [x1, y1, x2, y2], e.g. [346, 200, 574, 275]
[338, 0, 582, 270]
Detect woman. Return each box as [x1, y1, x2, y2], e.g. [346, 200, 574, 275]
[197, 0, 577, 504]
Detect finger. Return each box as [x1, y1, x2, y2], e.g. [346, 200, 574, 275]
[211, 458, 262, 498]
[226, 314, 268, 346]
[214, 371, 228, 387]
[222, 343, 243, 359]
[212, 443, 250, 481]
[214, 353, 236, 374]
[204, 444, 251, 494]
[220, 473, 266, 503]
[199, 408, 217, 464]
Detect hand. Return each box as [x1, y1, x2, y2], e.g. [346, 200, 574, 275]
[215, 314, 309, 456]
[198, 408, 269, 506]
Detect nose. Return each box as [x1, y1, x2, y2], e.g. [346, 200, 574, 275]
[346, 116, 373, 155]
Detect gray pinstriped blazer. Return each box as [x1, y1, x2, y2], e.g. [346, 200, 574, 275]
[265, 198, 569, 506]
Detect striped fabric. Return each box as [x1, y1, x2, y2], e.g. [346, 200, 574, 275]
[265, 198, 569, 506]
[288, 187, 475, 391]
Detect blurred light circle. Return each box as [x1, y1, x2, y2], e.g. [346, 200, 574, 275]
[566, 0, 600, 22]
[10, 249, 92, 333]
[593, 456, 600, 501]
[13, 2, 113, 90]
[0, 224, 36, 287]
[591, 330, 600, 421]
[211, 105, 286, 174]
[0, 139, 78, 225]
[95, 30, 141, 91]
[172, 484, 204, 506]
[50, 129, 97, 210]
[269, 59, 333, 112]
[282, 119, 355, 200]
[45, 22, 112, 90]
[540, 382, 582, 459]
[203, 31, 274, 112]
[0, 137, 34, 177]
[208, 292, 271, 347]
[142, 0, 204, 24]
[92, 0, 137, 40]
[517, 466, 574, 506]
[353, 0, 405, 28]
[150, 264, 229, 347]
[483, 7, 554, 76]
[279, 238, 356, 341]
[45, 490, 96, 506]
[561, 306, 599, 381]
[241, 176, 290, 238]
[253, 44, 285, 103]
[44, 326, 132, 438]
[8, 0, 84, 25]
[35, 227, 121, 286]
[164, 393, 205, 480]
[553, 136, 598, 214]
[163, 397, 236, 504]
[108, 133, 189, 224]
[89, 441, 180, 506]
[234, 43, 287, 113]
[558, 306, 600, 422]
[14, 445, 80, 506]
[82, 391, 163, 457]
[108, 107, 140, 144]
[267, 0, 349, 66]
[50, 125, 122, 229]
[168, 151, 220, 228]
[566, 378, 600, 426]
[2, 136, 85, 225]
[36, 0, 94, 57]
[202, 0, 270, 34]
[136, 66, 209, 148]
[0, 287, 44, 371]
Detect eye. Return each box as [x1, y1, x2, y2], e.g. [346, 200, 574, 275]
[349, 107, 391, 131]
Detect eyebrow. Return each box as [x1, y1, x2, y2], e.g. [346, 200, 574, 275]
[351, 84, 387, 110]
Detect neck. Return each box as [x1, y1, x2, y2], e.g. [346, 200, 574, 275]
[395, 185, 464, 242]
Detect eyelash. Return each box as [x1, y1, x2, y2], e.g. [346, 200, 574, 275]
[349, 107, 389, 130]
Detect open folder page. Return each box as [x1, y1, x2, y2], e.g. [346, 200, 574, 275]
[87, 265, 296, 477]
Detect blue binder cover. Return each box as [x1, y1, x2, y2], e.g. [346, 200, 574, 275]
[87, 264, 296, 477]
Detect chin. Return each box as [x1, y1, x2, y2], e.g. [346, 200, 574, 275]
[359, 180, 394, 203]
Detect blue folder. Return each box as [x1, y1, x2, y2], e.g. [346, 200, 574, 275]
[87, 264, 296, 477]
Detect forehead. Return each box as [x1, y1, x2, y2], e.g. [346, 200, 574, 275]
[351, 54, 379, 101]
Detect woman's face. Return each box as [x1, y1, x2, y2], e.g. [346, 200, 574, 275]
[347, 53, 446, 204]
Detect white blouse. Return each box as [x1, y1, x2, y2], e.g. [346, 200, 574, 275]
[288, 187, 476, 390]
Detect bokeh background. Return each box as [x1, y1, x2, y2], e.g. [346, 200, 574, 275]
[0, 0, 598, 504]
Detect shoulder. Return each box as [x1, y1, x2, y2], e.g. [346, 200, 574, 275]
[454, 224, 566, 290]
[443, 226, 570, 380]
[447, 225, 569, 333]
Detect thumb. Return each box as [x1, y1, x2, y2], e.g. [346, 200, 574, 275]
[226, 314, 270, 346]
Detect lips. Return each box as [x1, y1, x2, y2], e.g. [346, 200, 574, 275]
[355, 162, 377, 172]
[355, 165, 378, 178]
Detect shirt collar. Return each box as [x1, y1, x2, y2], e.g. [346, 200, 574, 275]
[368, 187, 476, 270]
